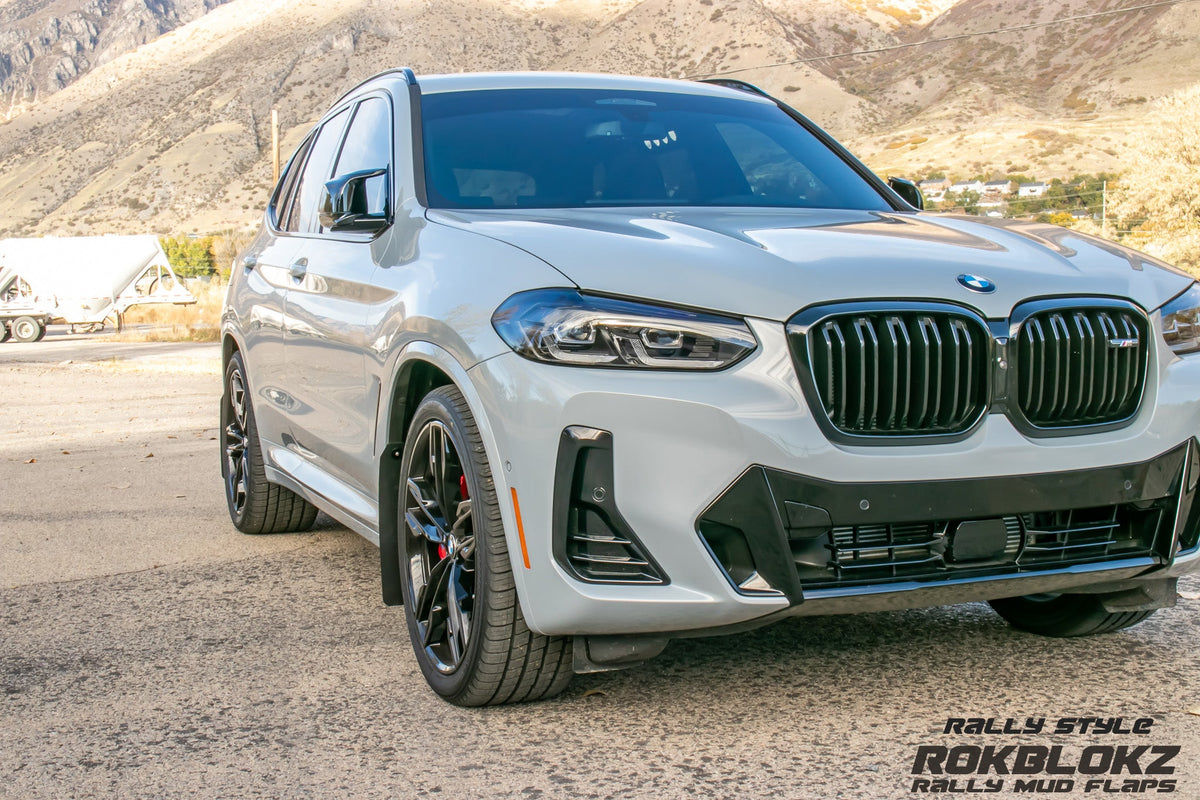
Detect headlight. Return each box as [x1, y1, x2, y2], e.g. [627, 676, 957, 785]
[1160, 283, 1200, 356]
[492, 289, 757, 370]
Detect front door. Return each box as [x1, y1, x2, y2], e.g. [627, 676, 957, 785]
[280, 94, 395, 522]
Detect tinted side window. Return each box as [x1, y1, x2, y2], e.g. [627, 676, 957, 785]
[285, 107, 350, 234]
[332, 96, 392, 219]
[270, 135, 313, 229]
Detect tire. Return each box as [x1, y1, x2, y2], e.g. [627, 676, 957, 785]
[220, 351, 318, 534]
[33, 321, 47, 342]
[10, 315, 39, 343]
[398, 385, 573, 706]
[988, 593, 1157, 638]
[0, 323, 9, 343]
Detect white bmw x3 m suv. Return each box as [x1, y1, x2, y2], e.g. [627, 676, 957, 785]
[222, 69, 1200, 705]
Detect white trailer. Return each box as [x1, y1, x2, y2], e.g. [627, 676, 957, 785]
[0, 235, 196, 339]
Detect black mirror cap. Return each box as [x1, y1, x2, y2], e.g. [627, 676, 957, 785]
[319, 167, 391, 232]
[328, 213, 390, 234]
[887, 176, 924, 210]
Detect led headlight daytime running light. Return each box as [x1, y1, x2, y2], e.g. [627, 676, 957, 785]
[1160, 282, 1200, 356]
[492, 289, 757, 369]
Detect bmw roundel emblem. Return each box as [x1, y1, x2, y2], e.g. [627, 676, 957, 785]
[957, 274, 996, 293]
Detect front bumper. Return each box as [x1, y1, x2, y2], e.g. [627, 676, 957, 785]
[467, 319, 1200, 637]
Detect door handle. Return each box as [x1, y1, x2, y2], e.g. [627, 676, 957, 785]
[289, 257, 308, 279]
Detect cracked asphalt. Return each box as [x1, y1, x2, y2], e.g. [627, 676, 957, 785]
[2, 338, 1198, 799]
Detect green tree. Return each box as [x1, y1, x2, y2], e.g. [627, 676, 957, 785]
[160, 235, 216, 278]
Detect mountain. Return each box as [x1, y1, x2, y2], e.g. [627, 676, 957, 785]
[0, 0, 1197, 237]
[849, 0, 1200, 178]
[0, 0, 232, 121]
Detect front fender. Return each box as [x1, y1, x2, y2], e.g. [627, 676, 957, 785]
[375, 342, 535, 622]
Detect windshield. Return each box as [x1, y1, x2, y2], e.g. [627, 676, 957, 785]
[421, 88, 891, 211]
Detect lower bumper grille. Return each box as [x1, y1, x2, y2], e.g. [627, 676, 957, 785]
[812, 505, 1165, 588]
[697, 443, 1196, 599]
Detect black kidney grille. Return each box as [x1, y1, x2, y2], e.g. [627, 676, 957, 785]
[808, 311, 990, 436]
[1015, 307, 1147, 427]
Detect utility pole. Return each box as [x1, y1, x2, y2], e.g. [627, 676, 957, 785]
[1102, 180, 1107, 238]
[271, 109, 280, 184]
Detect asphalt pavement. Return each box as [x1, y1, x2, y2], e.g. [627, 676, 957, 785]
[2, 340, 1198, 799]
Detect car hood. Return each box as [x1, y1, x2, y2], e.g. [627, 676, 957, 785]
[427, 207, 1192, 321]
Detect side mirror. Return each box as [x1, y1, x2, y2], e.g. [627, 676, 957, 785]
[887, 176, 924, 210]
[319, 168, 390, 233]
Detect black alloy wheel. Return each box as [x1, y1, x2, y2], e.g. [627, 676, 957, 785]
[398, 385, 573, 706]
[224, 363, 251, 519]
[219, 351, 318, 534]
[403, 417, 476, 674]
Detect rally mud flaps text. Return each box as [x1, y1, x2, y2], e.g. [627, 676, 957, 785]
[909, 718, 1182, 794]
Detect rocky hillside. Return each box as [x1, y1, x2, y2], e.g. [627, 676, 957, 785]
[852, 0, 1200, 178]
[0, 0, 1196, 237]
[0, 0, 232, 121]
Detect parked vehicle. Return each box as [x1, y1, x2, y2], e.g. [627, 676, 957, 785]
[0, 277, 53, 342]
[0, 235, 195, 337]
[221, 70, 1200, 705]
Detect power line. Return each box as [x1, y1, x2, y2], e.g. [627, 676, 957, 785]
[686, 0, 1199, 80]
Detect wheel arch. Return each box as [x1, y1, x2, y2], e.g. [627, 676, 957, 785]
[222, 331, 241, 367]
[378, 343, 506, 608]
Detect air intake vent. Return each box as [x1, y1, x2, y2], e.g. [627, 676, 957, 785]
[790, 304, 990, 438]
[564, 508, 660, 582]
[553, 427, 666, 585]
[1014, 304, 1148, 429]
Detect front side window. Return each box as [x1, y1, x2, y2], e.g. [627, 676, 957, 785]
[421, 89, 891, 211]
[331, 95, 393, 221]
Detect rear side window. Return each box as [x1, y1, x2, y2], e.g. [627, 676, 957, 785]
[421, 88, 890, 211]
[284, 107, 350, 233]
[269, 136, 313, 229]
[332, 96, 393, 219]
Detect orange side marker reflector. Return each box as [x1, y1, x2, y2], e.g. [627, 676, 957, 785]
[510, 487, 532, 570]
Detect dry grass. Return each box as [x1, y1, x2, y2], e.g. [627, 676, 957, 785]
[119, 280, 223, 342]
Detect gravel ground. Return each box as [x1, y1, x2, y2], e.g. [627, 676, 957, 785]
[2, 341, 1198, 799]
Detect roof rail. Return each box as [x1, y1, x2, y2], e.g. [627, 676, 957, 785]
[698, 78, 772, 98]
[330, 67, 418, 108]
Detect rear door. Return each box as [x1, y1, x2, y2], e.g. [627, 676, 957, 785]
[233, 131, 320, 447]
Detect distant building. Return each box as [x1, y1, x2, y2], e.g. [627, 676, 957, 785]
[982, 180, 1015, 197]
[919, 178, 950, 204]
[949, 180, 984, 195]
[1018, 182, 1048, 198]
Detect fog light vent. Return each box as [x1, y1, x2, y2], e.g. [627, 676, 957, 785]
[552, 427, 666, 585]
